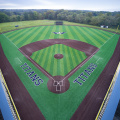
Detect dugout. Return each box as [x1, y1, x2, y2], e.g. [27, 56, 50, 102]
[55, 21, 63, 25]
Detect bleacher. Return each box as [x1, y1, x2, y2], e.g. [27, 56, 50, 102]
[55, 21, 63, 25]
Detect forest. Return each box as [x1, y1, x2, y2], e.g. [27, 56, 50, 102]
[0, 9, 120, 28]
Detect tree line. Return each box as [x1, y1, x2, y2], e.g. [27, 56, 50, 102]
[0, 9, 120, 28]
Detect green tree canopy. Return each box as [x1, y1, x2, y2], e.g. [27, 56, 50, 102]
[0, 12, 9, 23]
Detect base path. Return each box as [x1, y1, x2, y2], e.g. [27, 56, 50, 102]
[19, 39, 99, 93]
[19, 39, 99, 94]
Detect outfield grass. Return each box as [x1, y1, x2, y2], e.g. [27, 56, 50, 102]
[64, 21, 120, 34]
[0, 25, 120, 120]
[3, 25, 114, 48]
[0, 20, 120, 34]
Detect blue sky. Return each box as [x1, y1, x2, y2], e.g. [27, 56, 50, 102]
[0, 0, 120, 11]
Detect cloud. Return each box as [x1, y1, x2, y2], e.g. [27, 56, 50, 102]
[34, 0, 53, 5]
[0, 3, 19, 9]
[0, 0, 119, 11]
[0, 3, 17, 6]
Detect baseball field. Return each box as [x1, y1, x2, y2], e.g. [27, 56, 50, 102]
[0, 21, 120, 120]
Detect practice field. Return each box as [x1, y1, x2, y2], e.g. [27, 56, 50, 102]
[0, 25, 120, 120]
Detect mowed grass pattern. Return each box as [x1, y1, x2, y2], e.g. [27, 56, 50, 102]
[1, 25, 120, 120]
[31, 44, 87, 76]
[4, 25, 114, 49]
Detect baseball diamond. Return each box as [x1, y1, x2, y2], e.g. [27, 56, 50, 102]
[19, 39, 99, 93]
[0, 24, 120, 120]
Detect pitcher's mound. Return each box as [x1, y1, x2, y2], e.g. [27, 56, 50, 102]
[54, 54, 64, 59]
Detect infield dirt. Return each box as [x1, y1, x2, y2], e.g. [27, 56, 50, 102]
[19, 39, 99, 93]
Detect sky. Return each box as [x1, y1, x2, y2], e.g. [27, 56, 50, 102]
[0, 0, 120, 12]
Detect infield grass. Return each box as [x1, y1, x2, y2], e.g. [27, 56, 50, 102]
[31, 44, 87, 76]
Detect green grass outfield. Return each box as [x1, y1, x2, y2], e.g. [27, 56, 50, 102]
[0, 25, 120, 120]
[3, 25, 115, 48]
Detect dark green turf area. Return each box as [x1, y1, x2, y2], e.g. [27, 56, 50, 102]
[31, 44, 87, 76]
[0, 25, 120, 120]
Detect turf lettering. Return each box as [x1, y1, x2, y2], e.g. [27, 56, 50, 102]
[30, 74, 40, 81]
[78, 77, 86, 82]
[73, 79, 83, 86]
[21, 65, 32, 72]
[21, 63, 43, 86]
[73, 63, 97, 86]
[26, 71, 35, 77]
[20, 63, 27, 67]
[87, 63, 97, 71]
[34, 79, 43, 86]
[79, 72, 88, 78]
[84, 69, 92, 75]
[24, 67, 32, 72]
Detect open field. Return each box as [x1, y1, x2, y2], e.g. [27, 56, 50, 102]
[0, 20, 120, 34]
[0, 23, 120, 120]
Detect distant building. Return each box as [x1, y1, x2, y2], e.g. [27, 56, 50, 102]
[101, 25, 108, 28]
